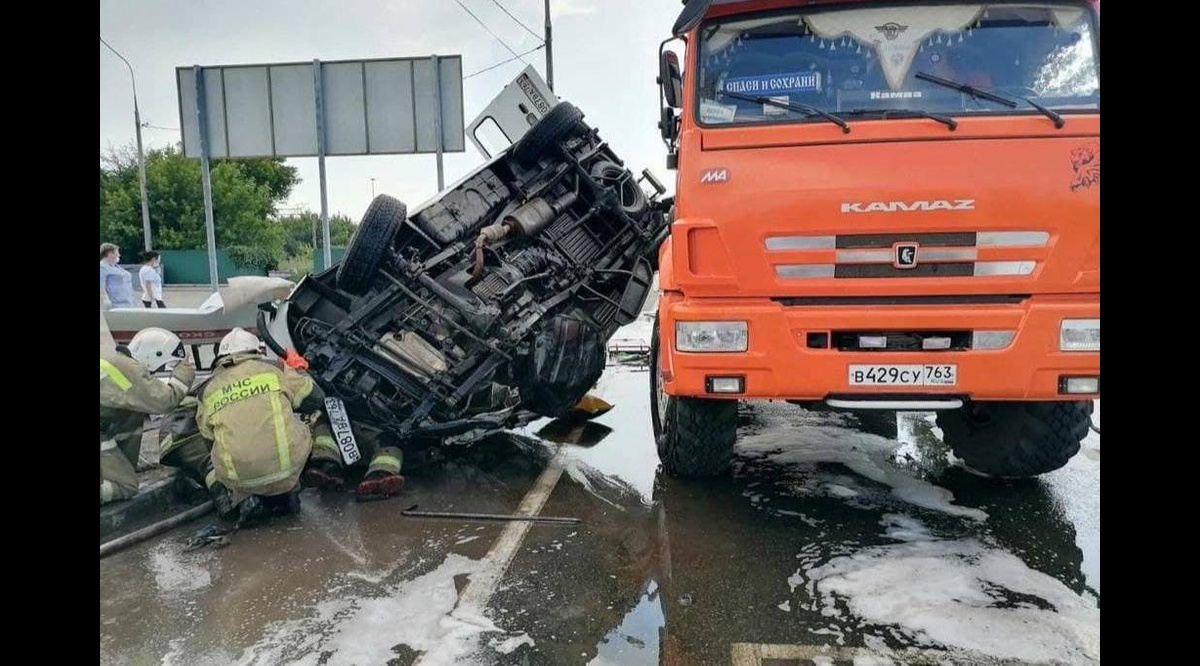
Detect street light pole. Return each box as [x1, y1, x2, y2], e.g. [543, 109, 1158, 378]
[101, 37, 153, 252]
[544, 0, 553, 90]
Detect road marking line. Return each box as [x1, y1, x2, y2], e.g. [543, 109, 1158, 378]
[413, 447, 567, 666]
[455, 445, 567, 614]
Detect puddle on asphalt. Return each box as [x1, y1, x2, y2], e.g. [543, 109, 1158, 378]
[588, 579, 664, 665]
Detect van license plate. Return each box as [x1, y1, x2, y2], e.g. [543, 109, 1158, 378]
[324, 397, 362, 465]
[848, 364, 957, 386]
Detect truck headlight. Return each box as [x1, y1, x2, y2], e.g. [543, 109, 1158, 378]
[676, 321, 748, 352]
[1060, 319, 1100, 352]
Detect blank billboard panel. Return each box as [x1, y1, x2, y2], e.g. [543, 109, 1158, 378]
[177, 55, 463, 159]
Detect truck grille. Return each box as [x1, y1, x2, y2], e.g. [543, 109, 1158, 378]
[767, 231, 1048, 279]
[831, 330, 972, 351]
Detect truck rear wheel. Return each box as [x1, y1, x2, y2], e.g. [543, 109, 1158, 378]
[650, 316, 737, 477]
[337, 195, 405, 295]
[936, 401, 1093, 478]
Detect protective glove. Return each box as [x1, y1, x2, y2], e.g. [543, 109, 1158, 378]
[172, 359, 196, 388]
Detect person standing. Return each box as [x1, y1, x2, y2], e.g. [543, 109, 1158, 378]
[139, 251, 166, 308]
[100, 243, 135, 308]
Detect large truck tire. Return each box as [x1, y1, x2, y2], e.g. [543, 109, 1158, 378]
[337, 195, 405, 295]
[650, 315, 737, 477]
[511, 102, 584, 168]
[937, 400, 1093, 477]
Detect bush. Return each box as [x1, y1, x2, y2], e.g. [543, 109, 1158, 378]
[226, 245, 282, 271]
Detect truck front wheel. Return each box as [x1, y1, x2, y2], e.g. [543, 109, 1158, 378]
[936, 401, 1093, 478]
[650, 316, 737, 477]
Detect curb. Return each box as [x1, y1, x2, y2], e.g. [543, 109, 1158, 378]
[99, 467, 207, 542]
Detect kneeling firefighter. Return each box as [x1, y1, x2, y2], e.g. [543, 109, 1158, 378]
[196, 328, 328, 521]
[100, 328, 195, 505]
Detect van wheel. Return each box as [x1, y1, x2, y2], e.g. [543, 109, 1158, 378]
[937, 401, 1093, 478]
[337, 195, 405, 295]
[511, 102, 584, 168]
[650, 315, 737, 477]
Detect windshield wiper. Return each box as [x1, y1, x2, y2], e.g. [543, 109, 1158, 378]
[842, 108, 957, 131]
[915, 71, 1064, 129]
[1019, 96, 1065, 129]
[720, 90, 850, 134]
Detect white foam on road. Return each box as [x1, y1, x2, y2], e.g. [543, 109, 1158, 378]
[807, 516, 1100, 664]
[823, 483, 860, 498]
[740, 409, 987, 520]
[880, 513, 934, 542]
[1044, 399, 1100, 593]
[490, 632, 536, 655]
[235, 553, 500, 666]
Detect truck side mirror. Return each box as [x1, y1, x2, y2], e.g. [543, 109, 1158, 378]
[658, 50, 683, 109]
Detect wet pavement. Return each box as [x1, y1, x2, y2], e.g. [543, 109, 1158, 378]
[100, 320, 1100, 665]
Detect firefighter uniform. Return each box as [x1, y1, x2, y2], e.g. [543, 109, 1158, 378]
[100, 353, 193, 504]
[158, 391, 219, 492]
[197, 352, 325, 497]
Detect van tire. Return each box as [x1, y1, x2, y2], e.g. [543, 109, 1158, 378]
[337, 195, 405, 295]
[937, 401, 1093, 477]
[650, 315, 737, 477]
[511, 102, 584, 167]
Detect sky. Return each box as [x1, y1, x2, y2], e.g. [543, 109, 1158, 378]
[99, 0, 683, 222]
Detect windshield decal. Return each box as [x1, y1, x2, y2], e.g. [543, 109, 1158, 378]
[700, 100, 737, 124]
[722, 71, 822, 96]
[804, 5, 984, 90]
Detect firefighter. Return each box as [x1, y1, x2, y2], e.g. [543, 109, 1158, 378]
[196, 328, 326, 522]
[156, 379, 230, 515]
[302, 419, 407, 501]
[100, 327, 195, 505]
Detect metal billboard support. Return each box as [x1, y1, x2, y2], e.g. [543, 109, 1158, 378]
[193, 65, 220, 293]
[432, 54, 444, 191]
[313, 59, 332, 269]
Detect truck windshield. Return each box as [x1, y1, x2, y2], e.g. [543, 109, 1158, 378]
[696, 3, 1099, 126]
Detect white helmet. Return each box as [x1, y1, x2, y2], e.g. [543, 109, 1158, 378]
[218, 327, 264, 358]
[128, 327, 185, 372]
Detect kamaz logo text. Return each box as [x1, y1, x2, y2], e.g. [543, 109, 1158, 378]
[841, 199, 975, 213]
[699, 168, 730, 184]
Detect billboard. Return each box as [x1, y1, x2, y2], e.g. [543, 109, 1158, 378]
[177, 56, 464, 159]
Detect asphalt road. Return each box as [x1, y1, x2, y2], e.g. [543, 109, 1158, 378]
[100, 326, 1099, 665]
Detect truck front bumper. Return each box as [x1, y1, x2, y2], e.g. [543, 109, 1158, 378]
[658, 293, 1099, 402]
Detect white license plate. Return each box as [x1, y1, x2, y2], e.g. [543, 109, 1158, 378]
[324, 397, 362, 465]
[848, 364, 957, 386]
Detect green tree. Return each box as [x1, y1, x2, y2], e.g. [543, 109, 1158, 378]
[99, 142, 299, 268]
[276, 212, 356, 258]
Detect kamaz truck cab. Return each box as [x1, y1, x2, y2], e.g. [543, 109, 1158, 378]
[651, 0, 1099, 478]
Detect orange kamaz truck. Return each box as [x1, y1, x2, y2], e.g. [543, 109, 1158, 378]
[651, 0, 1099, 478]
